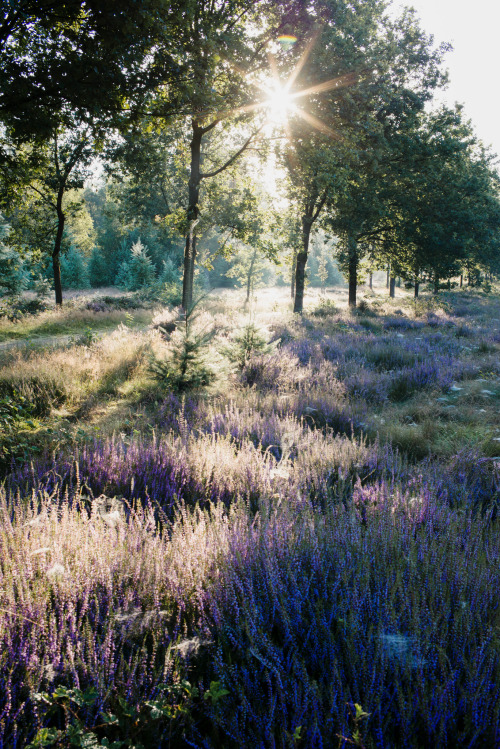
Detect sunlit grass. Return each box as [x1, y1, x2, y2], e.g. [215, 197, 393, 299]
[1, 283, 500, 745]
[0, 305, 153, 342]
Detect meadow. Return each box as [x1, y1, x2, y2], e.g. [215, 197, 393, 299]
[0, 283, 499, 748]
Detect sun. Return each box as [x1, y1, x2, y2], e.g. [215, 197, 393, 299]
[265, 82, 295, 124]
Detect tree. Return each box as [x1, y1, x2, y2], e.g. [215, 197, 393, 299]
[378, 108, 500, 295]
[116, 238, 156, 291]
[0, 124, 95, 304]
[139, 0, 299, 310]
[0, 0, 180, 142]
[0, 0, 187, 302]
[0, 213, 27, 295]
[60, 245, 90, 290]
[280, 1, 448, 310]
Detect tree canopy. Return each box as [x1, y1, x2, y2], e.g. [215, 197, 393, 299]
[0, 0, 498, 306]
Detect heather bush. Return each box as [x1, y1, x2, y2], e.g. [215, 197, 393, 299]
[310, 297, 338, 317]
[2, 483, 500, 747]
[239, 350, 300, 391]
[1, 286, 500, 747]
[365, 343, 417, 371]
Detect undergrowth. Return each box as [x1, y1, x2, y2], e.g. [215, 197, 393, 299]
[1, 286, 500, 747]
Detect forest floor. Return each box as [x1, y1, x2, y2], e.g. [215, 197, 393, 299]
[0, 282, 499, 748]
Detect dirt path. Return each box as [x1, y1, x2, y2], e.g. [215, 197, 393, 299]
[0, 334, 75, 352]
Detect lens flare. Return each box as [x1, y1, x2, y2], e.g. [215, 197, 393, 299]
[266, 82, 295, 123]
[277, 35, 297, 52]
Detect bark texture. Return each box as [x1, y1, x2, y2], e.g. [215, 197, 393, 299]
[182, 122, 203, 311]
[293, 216, 312, 313]
[348, 235, 358, 307]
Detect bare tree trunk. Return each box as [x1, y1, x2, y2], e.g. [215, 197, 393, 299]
[414, 280, 419, 298]
[433, 272, 439, 294]
[182, 122, 203, 311]
[386, 266, 390, 288]
[389, 277, 396, 298]
[246, 248, 257, 303]
[348, 234, 357, 307]
[369, 272, 372, 290]
[291, 247, 297, 299]
[53, 186, 65, 305]
[293, 191, 327, 314]
[460, 274, 463, 287]
[293, 216, 312, 314]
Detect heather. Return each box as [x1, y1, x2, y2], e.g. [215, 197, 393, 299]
[0, 286, 500, 747]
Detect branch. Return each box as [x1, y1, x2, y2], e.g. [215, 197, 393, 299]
[199, 119, 219, 135]
[200, 125, 263, 179]
[28, 183, 56, 209]
[312, 189, 328, 222]
[159, 181, 171, 212]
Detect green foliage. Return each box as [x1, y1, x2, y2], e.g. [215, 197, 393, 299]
[0, 247, 27, 297]
[0, 391, 36, 430]
[32, 272, 52, 300]
[60, 245, 90, 290]
[224, 323, 275, 369]
[88, 246, 110, 287]
[0, 389, 41, 472]
[159, 258, 180, 285]
[311, 298, 338, 318]
[116, 239, 156, 291]
[337, 703, 371, 748]
[203, 681, 230, 704]
[0, 297, 48, 322]
[308, 234, 344, 289]
[135, 281, 183, 307]
[226, 244, 274, 301]
[100, 296, 143, 310]
[0, 376, 65, 418]
[150, 306, 216, 393]
[28, 680, 205, 749]
[0, 214, 27, 296]
[72, 327, 98, 347]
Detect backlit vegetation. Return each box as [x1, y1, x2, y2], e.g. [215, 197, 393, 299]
[0, 285, 499, 746]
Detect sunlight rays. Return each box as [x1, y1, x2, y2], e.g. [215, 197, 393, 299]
[255, 31, 361, 140]
[201, 32, 358, 141]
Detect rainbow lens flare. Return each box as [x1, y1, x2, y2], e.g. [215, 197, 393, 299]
[277, 34, 297, 51]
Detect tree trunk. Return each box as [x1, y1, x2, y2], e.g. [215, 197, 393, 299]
[414, 280, 419, 298]
[369, 272, 372, 290]
[246, 248, 257, 303]
[348, 234, 357, 307]
[290, 247, 297, 299]
[182, 122, 203, 311]
[246, 271, 252, 304]
[53, 187, 65, 305]
[433, 272, 439, 294]
[293, 216, 312, 313]
[389, 276, 395, 298]
[386, 266, 390, 288]
[396, 276, 401, 288]
[460, 274, 463, 287]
